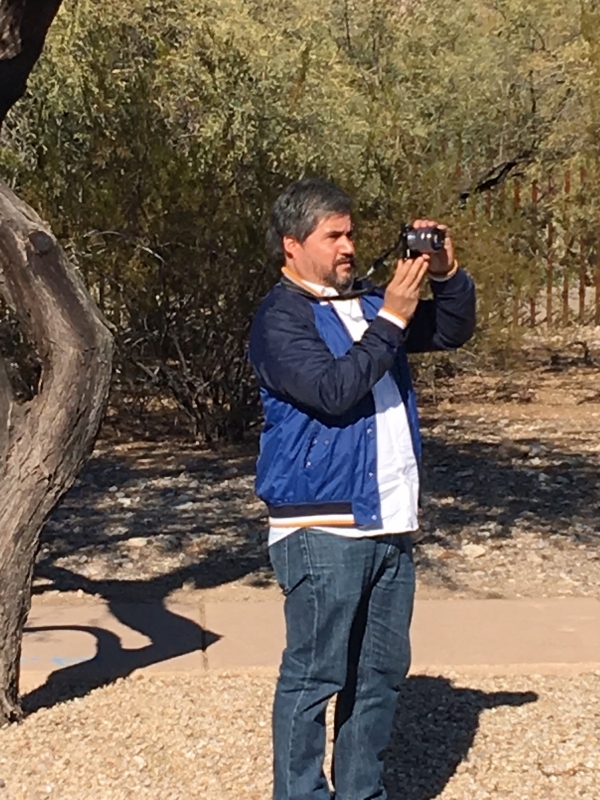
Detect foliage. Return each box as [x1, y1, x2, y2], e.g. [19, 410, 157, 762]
[1, 0, 599, 439]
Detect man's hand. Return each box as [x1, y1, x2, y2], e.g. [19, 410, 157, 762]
[411, 218, 455, 276]
[383, 254, 430, 323]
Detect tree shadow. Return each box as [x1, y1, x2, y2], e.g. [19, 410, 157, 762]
[22, 616, 220, 715]
[35, 443, 271, 598]
[383, 675, 538, 800]
[22, 446, 267, 713]
[419, 425, 600, 544]
[23, 558, 243, 715]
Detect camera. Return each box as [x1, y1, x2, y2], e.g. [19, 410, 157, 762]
[367, 223, 447, 278]
[399, 224, 446, 260]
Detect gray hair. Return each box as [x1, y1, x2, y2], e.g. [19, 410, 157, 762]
[266, 178, 352, 264]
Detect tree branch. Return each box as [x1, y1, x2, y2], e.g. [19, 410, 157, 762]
[458, 151, 535, 203]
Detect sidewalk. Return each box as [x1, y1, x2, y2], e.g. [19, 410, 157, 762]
[20, 595, 600, 692]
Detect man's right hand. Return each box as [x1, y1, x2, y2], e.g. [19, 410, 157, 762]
[383, 255, 431, 323]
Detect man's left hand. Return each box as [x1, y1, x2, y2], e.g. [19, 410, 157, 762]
[411, 219, 455, 277]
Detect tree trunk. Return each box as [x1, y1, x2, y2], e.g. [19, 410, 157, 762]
[0, 183, 113, 723]
[0, 0, 63, 127]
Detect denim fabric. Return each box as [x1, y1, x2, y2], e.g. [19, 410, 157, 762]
[269, 529, 415, 800]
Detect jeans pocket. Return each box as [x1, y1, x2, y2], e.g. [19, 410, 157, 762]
[270, 531, 310, 596]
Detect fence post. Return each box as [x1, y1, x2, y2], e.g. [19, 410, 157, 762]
[547, 219, 554, 326]
[512, 179, 521, 327]
[579, 166, 587, 324]
[546, 174, 554, 326]
[596, 237, 600, 326]
[529, 180, 538, 327]
[562, 169, 571, 326]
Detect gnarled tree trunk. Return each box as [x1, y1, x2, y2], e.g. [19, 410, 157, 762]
[0, 186, 113, 724]
[0, 0, 113, 724]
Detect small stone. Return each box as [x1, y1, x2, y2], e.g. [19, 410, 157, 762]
[529, 443, 546, 457]
[126, 537, 148, 548]
[174, 501, 195, 511]
[462, 543, 487, 559]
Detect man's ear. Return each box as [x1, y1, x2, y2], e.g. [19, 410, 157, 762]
[283, 235, 301, 262]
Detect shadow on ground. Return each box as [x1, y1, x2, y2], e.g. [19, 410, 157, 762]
[24, 561, 229, 716]
[384, 675, 538, 800]
[420, 428, 600, 544]
[35, 445, 271, 596]
[33, 429, 600, 597]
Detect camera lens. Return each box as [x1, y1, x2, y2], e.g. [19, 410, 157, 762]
[406, 227, 445, 254]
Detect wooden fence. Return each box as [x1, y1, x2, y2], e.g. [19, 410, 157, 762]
[474, 169, 600, 328]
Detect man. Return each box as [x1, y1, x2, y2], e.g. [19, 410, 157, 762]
[248, 178, 475, 800]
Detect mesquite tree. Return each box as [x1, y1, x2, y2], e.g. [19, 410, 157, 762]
[0, 0, 113, 724]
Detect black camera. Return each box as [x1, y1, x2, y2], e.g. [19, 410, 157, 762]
[399, 224, 446, 260]
[367, 223, 447, 278]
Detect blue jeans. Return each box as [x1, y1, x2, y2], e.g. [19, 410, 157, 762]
[269, 529, 415, 800]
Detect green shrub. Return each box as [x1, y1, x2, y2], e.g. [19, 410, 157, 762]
[1, 0, 598, 439]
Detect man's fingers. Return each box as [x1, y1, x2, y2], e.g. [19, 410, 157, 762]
[411, 218, 449, 233]
[410, 256, 431, 287]
[390, 255, 430, 289]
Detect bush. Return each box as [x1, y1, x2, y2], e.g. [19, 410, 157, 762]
[1, 0, 599, 439]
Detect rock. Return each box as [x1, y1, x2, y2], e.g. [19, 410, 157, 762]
[126, 537, 148, 548]
[173, 501, 195, 511]
[461, 543, 487, 559]
[108, 525, 129, 536]
[155, 534, 180, 552]
[529, 443, 546, 457]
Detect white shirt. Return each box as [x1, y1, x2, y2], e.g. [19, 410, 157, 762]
[268, 283, 419, 546]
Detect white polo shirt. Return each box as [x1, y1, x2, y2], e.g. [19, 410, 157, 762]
[268, 284, 420, 546]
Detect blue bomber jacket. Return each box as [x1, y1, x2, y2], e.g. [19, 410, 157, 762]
[248, 268, 476, 529]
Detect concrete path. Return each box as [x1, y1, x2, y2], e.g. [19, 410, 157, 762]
[20, 596, 600, 692]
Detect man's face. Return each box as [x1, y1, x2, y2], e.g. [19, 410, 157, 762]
[284, 213, 356, 293]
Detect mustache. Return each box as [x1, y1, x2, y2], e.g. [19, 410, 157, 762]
[334, 257, 355, 267]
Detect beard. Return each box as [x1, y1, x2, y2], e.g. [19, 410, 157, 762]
[323, 259, 356, 294]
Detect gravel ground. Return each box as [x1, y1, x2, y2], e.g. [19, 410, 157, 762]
[1, 672, 599, 799]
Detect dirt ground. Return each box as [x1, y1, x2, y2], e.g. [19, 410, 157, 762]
[32, 334, 600, 606]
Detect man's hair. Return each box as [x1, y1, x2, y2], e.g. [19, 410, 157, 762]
[266, 178, 352, 265]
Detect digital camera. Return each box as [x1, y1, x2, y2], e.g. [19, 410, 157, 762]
[399, 225, 446, 260]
